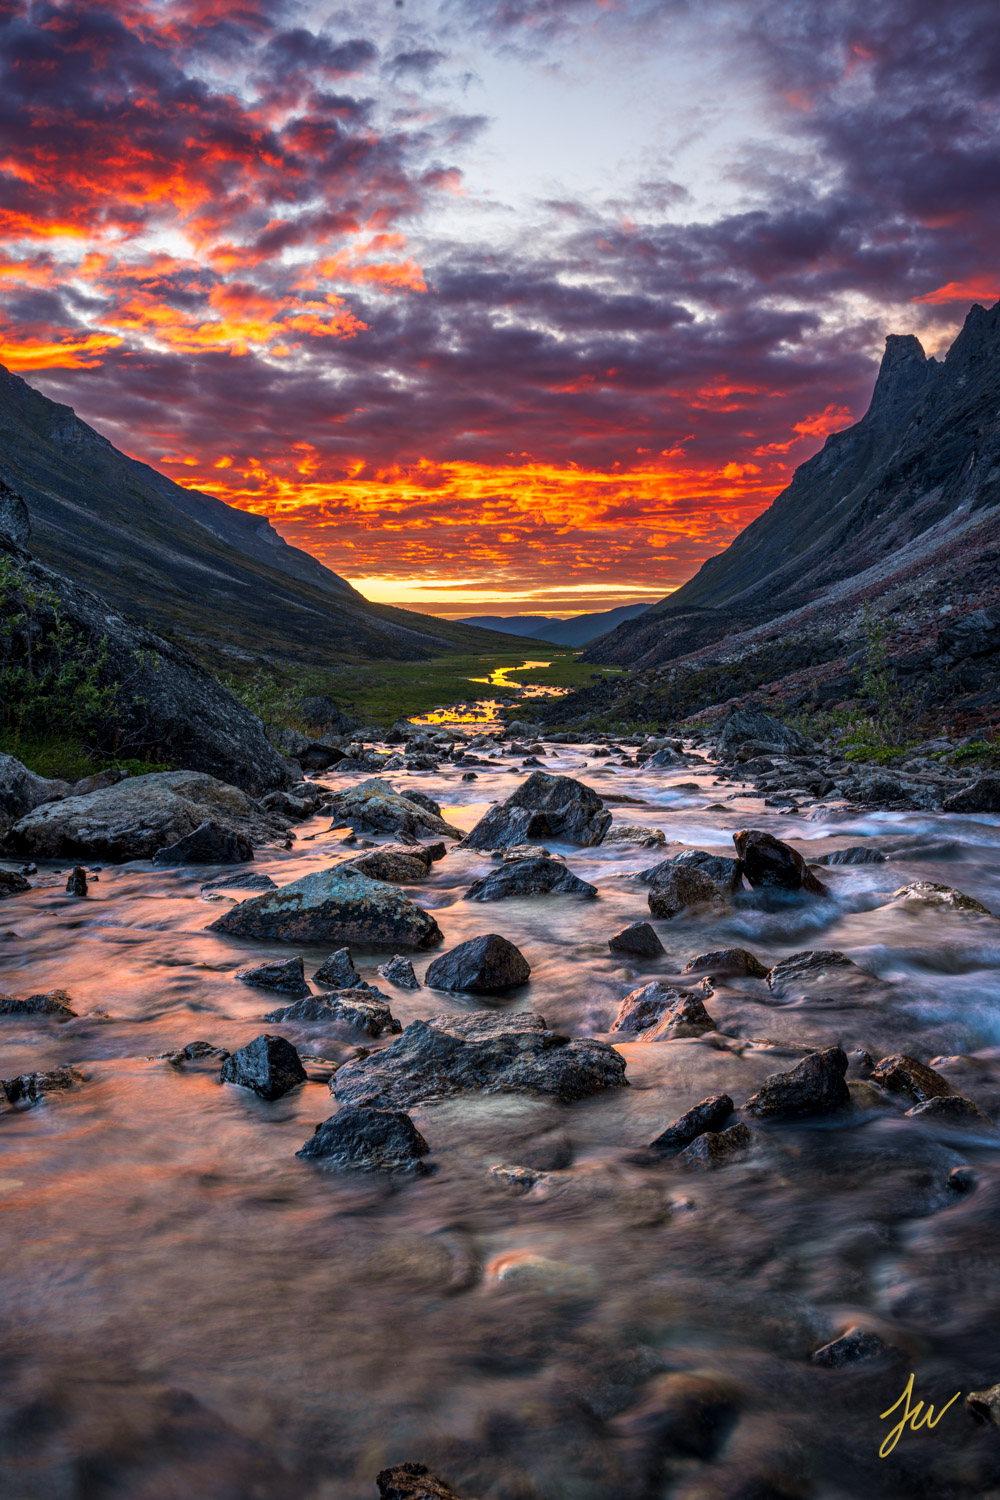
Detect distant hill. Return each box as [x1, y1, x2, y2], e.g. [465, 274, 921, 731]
[0, 363, 516, 671]
[458, 602, 649, 647]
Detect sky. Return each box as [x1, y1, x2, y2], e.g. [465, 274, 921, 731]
[0, 0, 998, 617]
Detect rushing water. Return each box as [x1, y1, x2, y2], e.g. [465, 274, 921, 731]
[2, 741, 1000, 1499]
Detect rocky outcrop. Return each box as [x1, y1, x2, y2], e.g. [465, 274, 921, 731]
[869, 1053, 953, 1104]
[464, 858, 597, 901]
[683, 948, 769, 978]
[0, 989, 76, 1017]
[424, 934, 531, 992]
[888, 881, 993, 915]
[235, 957, 309, 995]
[2, 1064, 82, 1107]
[678, 1122, 752, 1170]
[4, 771, 284, 862]
[297, 1107, 430, 1174]
[461, 771, 611, 851]
[208, 866, 443, 950]
[375, 1462, 464, 1499]
[332, 1010, 628, 1109]
[942, 777, 1000, 813]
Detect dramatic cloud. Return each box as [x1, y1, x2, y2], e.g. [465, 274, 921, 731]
[1, 0, 997, 612]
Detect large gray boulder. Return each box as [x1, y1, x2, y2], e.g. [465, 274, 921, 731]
[333, 1010, 628, 1108]
[4, 771, 284, 862]
[461, 771, 611, 851]
[208, 864, 443, 950]
[425, 934, 531, 992]
[327, 779, 460, 841]
[716, 702, 806, 758]
[0, 753, 63, 823]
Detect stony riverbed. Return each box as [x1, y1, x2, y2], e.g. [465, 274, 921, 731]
[2, 726, 1000, 1499]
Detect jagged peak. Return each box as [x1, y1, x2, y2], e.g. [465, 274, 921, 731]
[944, 297, 1000, 366]
[863, 331, 936, 427]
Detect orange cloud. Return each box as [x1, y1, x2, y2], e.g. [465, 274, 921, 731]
[914, 278, 1000, 306]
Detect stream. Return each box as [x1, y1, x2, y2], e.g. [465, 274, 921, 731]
[2, 734, 1000, 1498]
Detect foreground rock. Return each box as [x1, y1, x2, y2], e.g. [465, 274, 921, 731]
[905, 1095, 997, 1130]
[208, 866, 443, 950]
[869, 1054, 953, 1103]
[327, 780, 460, 841]
[942, 776, 1000, 814]
[0, 868, 31, 899]
[313, 947, 366, 989]
[608, 921, 665, 958]
[461, 771, 611, 851]
[648, 865, 726, 919]
[376, 1463, 464, 1500]
[611, 982, 715, 1040]
[220, 1034, 306, 1100]
[604, 824, 666, 847]
[2, 1065, 83, 1107]
[766, 950, 867, 995]
[683, 947, 769, 978]
[733, 829, 826, 895]
[889, 881, 993, 915]
[378, 955, 420, 989]
[333, 1011, 628, 1108]
[0, 989, 76, 1018]
[64, 866, 87, 896]
[342, 848, 431, 883]
[5, 771, 284, 863]
[297, 1106, 429, 1174]
[0, 753, 63, 823]
[679, 1121, 752, 1170]
[152, 821, 254, 865]
[425, 934, 530, 993]
[265, 991, 401, 1037]
[814, 846, 887, 865]
[650, 1093, 734, 1152]
[744, 1047, 850, 1118]
[465, 859, 597, 901]
[235, 956, 309, 995]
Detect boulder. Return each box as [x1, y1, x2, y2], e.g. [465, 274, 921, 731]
[889, 881, 992, 915]
[64, 866, 88, 896]
[208, 866, 443, 950]
[0, 752, 62, 821]
[716, 702, 806, 758]
[465, 859, 597, 902]
[604, 824, 666, 846]
[425, 934, 531, 992]
[275, 729, 346, 771]
[0, 989, 76, 1018]
[646, 747, 686, 767]
[298, 695, 358, 735]
[313, 946, 365, 989]
[235, 956, 309, 995]
[683, 948, 769, 979]
[814, 846, 887, 865]
[0, 868, 31, 899]
[766, 950, 867, 995]
[869, 1054, 954, 1104]
[461, 771, 611, 851]
[905, 1095, 997, 1130]
[733, 829, 826, 895]
[265, 991, 401, 1037]
[611, 982, 715, 1040]
[378, 955, 420, 989]
[2, 1064, 82, 1106]
[967, 1386, 1000, 1427]
[942, 776, 1000, 814]
[342, 849, 429, 883]
[327, 779, 460, 840]
[219, 1034, 306, 1100]
[376, 1462, 463, 1500]
[402, 789, 444, 818]
[608, 921, 665, 959]
[650, 1093, 734, 1152]
[153, 821, 254, 865]
[678, 1121, 752, 1170]
[642, 849, 741, 897]
[5, 771, 283, 863]
[297, 1106, 430, 1174]
[744, 1047, 850, 1118]
[333, 1010, 628, 1109]
[648, 865, 726, 919]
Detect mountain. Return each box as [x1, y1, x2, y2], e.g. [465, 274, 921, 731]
[585, 299, 1000, 672]
[457, 602, 650, 647]
[0, 363, 516, 670]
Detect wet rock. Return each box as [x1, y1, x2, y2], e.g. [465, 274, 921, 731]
[648, 865, 726, 919]
[905, 1095, 996, 1130]
[608, 921, 665, 959]
[2, 1064, 83, 1106]
[378, 955, 420, 989]
[313, 946, 365, 989]
[265, 991, 401, 1037]
[208, 866, 443, 950]
[517, 1128, 574, 1171]
[0, 868, 31, 898]
[201, 871, 277, 893]
[298, 695, 357, 735]
[0, 989, 76, 1018]
[942, 776, 1000, 814]
[0, 751, 64, 821]
[889, 880, 992, 915]
[488, 1162, 542, 1194]
[327, 779, 460, 840]
[465, 858, 597, 901]
[683, 947, 769, 979]
[642, 849, 741, 897]
[604, 824, 666, 846]
[766, 950, 865, 995]
[650, 1093, 735, 1152]
[744, 1046, 850, 1118]
[164, 1040, 231, 1066]
[153, 820, 254, 865]
[870, 1053, 954, 1104]
[733, 829, 826, 895]
[6, 771, 283, 863]
[811, 1327, 894, 1367]
[298, 1106, 429, 1175]
[814, 846, 888, 865]
[461, 770, 611, 851]
[502, 842, 554, 861]
[461, 771, 477, 781]
[678, 1122, 752, 1170]
[235, 956, 309, 995]
[716, 702, 806, 757]
[611, 982, 715, 1040]
[947, 1165, 978, 1192]
[64, 865, 88, 896]
[333, 1010, 628, 1109]
[425, 934, 531, 992]
[403, 789, 444, 818]
[219, 1033, 306, 1100]
[342, 849, 430, 883]
[646, 746, 686, 767]
[967, 1385, 1000, 1426]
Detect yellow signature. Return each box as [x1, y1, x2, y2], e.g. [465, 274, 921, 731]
[879, 1373, 963, 1457]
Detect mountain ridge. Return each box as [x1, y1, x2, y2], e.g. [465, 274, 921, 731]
[457, 602, 649, 646]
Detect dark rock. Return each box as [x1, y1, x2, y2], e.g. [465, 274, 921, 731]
[313, 946, 364, 989]
[744, 1047, 850, 1118]
[425, 934, 530, 993]
[153, 820, 254, 865]
[716, 703, 806, 758]
[648, 865, 726, 918]
[201, 871, 277, 893]
[327, 779, 460, 840]
[890, 880, 992, 914]
[678, 1121, 752, 1170]
[869, 1053, 954, 1104]
[608, 921, 665, 958]
[683, 947, 768, 978]
[733, 829, 826, 894]
[0, 752, 63, 821]
[70, 768, 129, 797]
[766, 950, 864, 994]
[0, 989, 76, 1018]
[165, 1040, 231, 1065]
[465, 858, 597, 901]
[646, 746, 685, 767]
[966, 1385, 1000, 1426]
[517, 1129, 574, 1171]
[265, 991, 401, 1037]
[640, 849, 740, 894]
[298, 695, 357, 734]
[943, 776, 1000, 813]
[402, 789, 443, 818]
[811, 1327, 893, 1367]
[814, 846, 888, 865]
[333, 1010, 628, 1109]
[460, 770, 611, 851]
[343, 849, 429, 883]
[611, 982, 715, 1040]
[235, 956, 309, 995]
[905, 1094, 996, 1129]
[219, 1034, 306, 1100]
[0, 479, 31, 545]
[2, 1064, 83, 1106]
[298, 1106, 429, 1175]
[0, 868, 31, 898]
[64, 865, 88, 896]
[650, 1093, 734, 1151]
[947, 1165, 978, 1192]
[461, 771, 478, 781]
[208, 866, 443, 950]
[378, 955, 420, 989]
[376, 1461, 463, 1499]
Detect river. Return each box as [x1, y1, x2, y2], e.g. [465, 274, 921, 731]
[1, 734, 999, 1498]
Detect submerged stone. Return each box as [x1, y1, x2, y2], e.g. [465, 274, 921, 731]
[208, 865, 443, 951]
[220, 1033, 306, 1100]
[297, 1106, 429, 1174]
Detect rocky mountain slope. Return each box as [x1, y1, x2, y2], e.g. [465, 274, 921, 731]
[0, 363, 514, 670]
